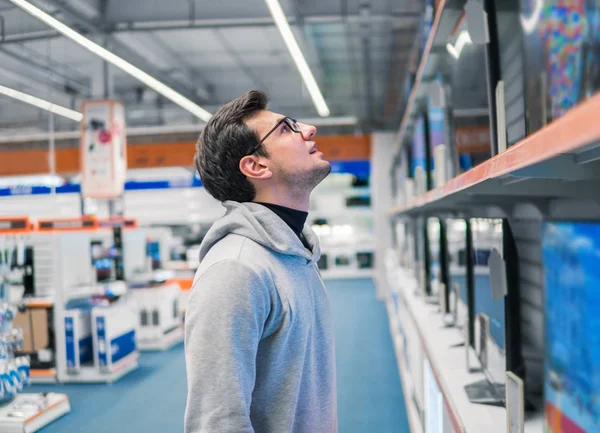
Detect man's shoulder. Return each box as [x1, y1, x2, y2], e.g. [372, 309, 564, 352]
[196, 234, 274, 280]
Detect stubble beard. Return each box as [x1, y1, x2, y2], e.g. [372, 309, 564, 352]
[280, 161, 332, 194]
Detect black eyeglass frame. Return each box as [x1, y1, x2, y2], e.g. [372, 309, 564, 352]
[250, 117, 301, 154]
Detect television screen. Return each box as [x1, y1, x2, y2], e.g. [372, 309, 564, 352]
[428, 85, 446, 187]
[411, 116, 428, 182]
[542, 221, 600, 433]
[471, 218, 506, 385]
[146, 241, 161, 270]
[427, 218, 441, 296]
[447, 219, 469, 331]
[91, 241, 113, 282]
[416, 217, 430, 295]
[521, 0, 600, 133]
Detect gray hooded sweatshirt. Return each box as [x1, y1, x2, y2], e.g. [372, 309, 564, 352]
[184, 201, 338, 433]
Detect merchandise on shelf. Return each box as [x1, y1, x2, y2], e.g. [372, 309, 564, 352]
[0, 226, 70, 430]
[521, 0, 600, 132]
[542, 221, 600, 432]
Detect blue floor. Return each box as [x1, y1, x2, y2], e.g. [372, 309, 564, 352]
[29, 278, 409, 432]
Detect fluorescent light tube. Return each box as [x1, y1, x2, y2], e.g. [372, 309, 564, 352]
[264, 0, 330, 117]
[9, 0, 212, 122]
[0, 84, 83, 121]
[520, 0, 543, 34]
[446, 30, 472, 59]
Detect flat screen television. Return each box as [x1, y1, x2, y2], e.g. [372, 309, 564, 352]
[542, 221, 600, 432]
[446, 218, 470, 332]
[427, 217, 450, 312]
[416, 217, 431, 296]
[472, 219, 506, 380]
[90, 241, 115, 283]
[521, 0, 600, 133]
[465, 218, 524, 407]
[146, 240, 161, 270]
[427, 89, 446, 187]
[411, 114, 431, 191]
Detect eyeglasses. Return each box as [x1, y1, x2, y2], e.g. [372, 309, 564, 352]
[250, 116, 302, 154]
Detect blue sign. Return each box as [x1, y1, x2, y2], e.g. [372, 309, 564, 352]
[0, 160, 369, 197]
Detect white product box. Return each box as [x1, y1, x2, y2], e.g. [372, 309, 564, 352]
[130, 283, 182, 350]
[63, 309, 93, 373]
[91, 299, 137, 372]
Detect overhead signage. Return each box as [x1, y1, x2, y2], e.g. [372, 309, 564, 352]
[80, 100, 127, 199]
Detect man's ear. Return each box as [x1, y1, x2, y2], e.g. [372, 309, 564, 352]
[239, 155, 272, 180]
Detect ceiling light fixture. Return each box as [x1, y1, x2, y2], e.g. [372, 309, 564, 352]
[8, 0, 212, 122]
[446, 30, 473, 59]
[0, 84, 83, 121]
[264, 0, 330, 117]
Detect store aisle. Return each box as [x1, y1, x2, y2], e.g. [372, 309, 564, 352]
[30, 278, 408, 433]
[29, 345, 187, 433]
[327, 278, 409, 433]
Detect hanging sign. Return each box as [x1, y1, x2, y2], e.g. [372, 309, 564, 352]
[80, 100, 127, 198]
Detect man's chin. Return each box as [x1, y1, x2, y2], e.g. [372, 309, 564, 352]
[313, 160, 332, 185]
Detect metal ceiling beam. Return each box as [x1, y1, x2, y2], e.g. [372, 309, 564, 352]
[0, 14, 419, 43]
[0, 46, 90, 95]
[29, 0, 212, 102]
[112, 14, 419, 32]
[213, 29, 269, 93]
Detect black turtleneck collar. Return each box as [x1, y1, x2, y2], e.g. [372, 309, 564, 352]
[254, 202, 308, 239]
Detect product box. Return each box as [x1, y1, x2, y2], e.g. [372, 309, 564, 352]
[131, 283, 181, 346]
[64, 309, 93, 372]
[13, 307, 50, 353]
[91, 300, 137, 372]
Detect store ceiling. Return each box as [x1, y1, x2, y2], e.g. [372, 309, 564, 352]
[0, 0, 423, 137]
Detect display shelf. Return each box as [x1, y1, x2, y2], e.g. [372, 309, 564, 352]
[394, 0, 466, 152]
[386, 265, 545, 433]
[137, 325, 184, 351]
[0, 393, 70, 433]
[390, 93, 600, 217]
[58, 352, 139, 384]
[29, 369, 58, 385]
[385, 298, 424, 433]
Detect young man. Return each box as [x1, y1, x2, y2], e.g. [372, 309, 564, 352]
[184, 90, 337, 433]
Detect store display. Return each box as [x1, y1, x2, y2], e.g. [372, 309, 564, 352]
[131, 283, 183, 351]
[0, 224, 70, 430]
[415, 217, 430, 296]
[423, 217, 450, 311]
[542, 221, 600, 433]
[521, 0, 600, 132]
[446, 219, 469, 332]
[411, 115, 430, 193]
[427, 84, 446, 188]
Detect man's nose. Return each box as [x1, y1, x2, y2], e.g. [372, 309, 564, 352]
[301, 123, 317, 140]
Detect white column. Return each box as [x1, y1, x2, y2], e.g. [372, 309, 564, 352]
[371, 132, 395, 300]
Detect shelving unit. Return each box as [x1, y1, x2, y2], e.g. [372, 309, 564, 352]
[394, 0, 466, 152]
[381, 0, 600, 431]
[390, 93, 600, 217]
[385, 260, 545, 433]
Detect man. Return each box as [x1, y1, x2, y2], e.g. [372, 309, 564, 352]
[184, 90, 337, 433]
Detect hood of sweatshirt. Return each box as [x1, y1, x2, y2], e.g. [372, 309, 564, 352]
[198, 201, 320, 264]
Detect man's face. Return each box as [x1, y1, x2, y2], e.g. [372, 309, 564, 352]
[246, 110, 331, 190]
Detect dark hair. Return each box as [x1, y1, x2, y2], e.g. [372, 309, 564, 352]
[194, 90, 269, 202]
